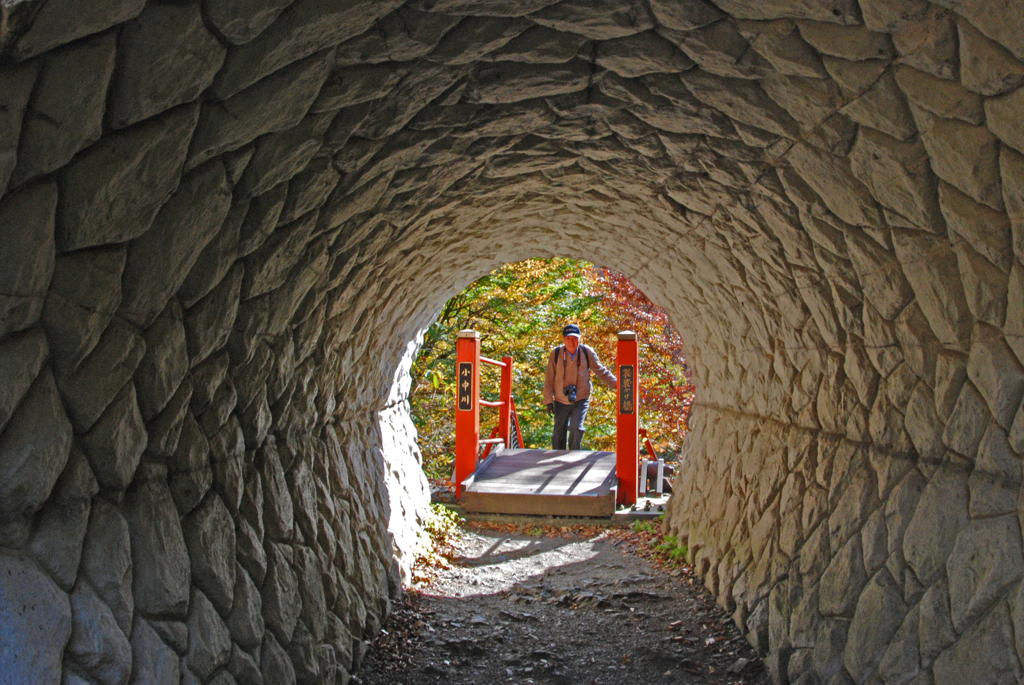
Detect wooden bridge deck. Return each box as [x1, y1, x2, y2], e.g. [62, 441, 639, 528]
[460, 448, 618, 517]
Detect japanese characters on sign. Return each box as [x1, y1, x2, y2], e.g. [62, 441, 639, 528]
[457, 362, 473, 411]
[619, 364, 634, 414]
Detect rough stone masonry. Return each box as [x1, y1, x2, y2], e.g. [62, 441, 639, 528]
[0, 0, 1023, 683]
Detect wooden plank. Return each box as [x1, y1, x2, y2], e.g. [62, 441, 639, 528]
[473, 465, 609, 475]
[478, 463, 614, 475]
[468, 476, 613, 487]
[463, 480, 612, 496]
[472, 456, 613, 474]
[474, 449, 615, 462]
[460, 448, 620, 516]
[471, 450, 616, 470]
[461, 490, 617, 517]
[468, 473, 614, 489]
[466, 453, 617, 496]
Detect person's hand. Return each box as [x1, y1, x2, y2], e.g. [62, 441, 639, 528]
[545, 402, 554, 415]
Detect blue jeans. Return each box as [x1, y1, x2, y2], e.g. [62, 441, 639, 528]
[552, 399, 590, 451]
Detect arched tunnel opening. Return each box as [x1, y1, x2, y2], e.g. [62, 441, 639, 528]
[1, 1, 1023, 684]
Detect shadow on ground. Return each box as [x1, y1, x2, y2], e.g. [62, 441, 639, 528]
[354, 525, 769, 685]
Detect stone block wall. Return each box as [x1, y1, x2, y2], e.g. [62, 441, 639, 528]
[1, 0, 1023, 684]
[666, 405, 1024, 684]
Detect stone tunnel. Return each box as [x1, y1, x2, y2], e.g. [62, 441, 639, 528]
[1, 0, 1023, 683]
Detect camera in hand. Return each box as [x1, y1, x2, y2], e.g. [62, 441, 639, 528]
[564, 385, 577, 402]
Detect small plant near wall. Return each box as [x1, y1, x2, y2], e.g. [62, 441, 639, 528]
[410, 258, 694, 481]
[628, 519, 690, 568]
[411, 504, 465, 586]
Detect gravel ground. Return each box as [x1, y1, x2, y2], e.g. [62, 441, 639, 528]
[354, 523, 769, 685]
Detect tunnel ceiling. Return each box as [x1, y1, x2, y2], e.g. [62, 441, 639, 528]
[2, 1, 1024, 684]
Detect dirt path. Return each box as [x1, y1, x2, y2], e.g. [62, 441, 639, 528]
[354, 523, 768, 685]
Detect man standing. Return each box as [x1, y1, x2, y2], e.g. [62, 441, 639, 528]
[543, 324, 617, 451]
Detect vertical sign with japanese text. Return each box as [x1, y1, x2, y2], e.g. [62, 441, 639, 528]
[619, 364, 634, 414]
[457, 362, 473, 411]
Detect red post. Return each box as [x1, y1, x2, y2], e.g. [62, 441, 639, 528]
[454, 330, 480, 498]
[499, 356, 513, 446]
[616, 331, 639, 506]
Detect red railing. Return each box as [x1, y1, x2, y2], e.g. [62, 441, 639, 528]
[453, 331, 521, 497]
[638, 428, 658, 462]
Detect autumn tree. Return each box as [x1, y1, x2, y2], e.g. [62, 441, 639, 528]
[585, 268, 694, 455]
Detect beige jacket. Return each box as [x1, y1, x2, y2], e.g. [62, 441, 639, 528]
[543, 344, 617, 405]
